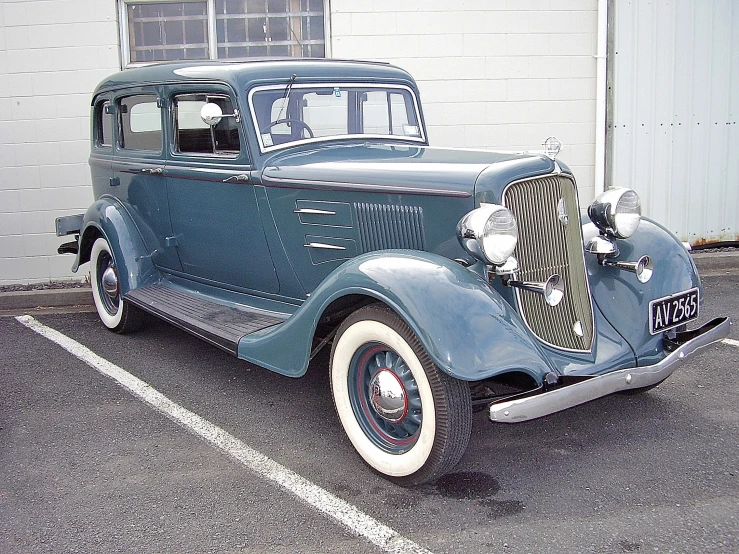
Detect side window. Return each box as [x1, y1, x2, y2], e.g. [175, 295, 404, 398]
[119, 95, 162, 151]
[94, 100, 113, 148]
[173, 93, 240, 156]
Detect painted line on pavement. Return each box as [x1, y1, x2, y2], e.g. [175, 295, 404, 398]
[723, 338, 739, 348]
[15, 315, 434, 554]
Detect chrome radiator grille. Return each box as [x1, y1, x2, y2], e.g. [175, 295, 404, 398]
[503, 175, 594, 351]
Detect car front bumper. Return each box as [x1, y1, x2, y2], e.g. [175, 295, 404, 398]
[489, 317, 732, 423]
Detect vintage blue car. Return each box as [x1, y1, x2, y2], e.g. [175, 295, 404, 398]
[56, 59, 730, 485]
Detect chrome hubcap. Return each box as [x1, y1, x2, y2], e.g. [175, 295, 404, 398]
[368, 369, 407, 423]
[102, 265, 119, 300]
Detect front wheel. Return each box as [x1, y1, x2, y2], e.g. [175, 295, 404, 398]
[90, 237, 144, 334]
[330, 303, 472, 486]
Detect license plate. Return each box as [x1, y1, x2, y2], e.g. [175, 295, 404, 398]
[649, 287, 699, 335]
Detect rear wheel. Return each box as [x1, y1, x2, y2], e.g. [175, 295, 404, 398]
[90, 237, 144, 333]
[330, 303, 472, 486]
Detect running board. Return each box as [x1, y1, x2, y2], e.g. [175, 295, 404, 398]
[125, 284, 284, 356]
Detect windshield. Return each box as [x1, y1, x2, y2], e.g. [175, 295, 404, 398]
[248, 83, 425, 153]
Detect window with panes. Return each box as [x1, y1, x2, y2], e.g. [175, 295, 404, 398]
[121, 0, 325, 64]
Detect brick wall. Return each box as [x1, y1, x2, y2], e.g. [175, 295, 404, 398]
[0, 0, 119, 284]
[330, 0, 598, 205]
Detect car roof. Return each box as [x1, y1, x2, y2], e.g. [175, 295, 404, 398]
[92, 58, 418, 97]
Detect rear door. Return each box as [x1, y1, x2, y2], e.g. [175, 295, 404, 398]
[164, 87, 279, 293]
[113, 89, 182, 272]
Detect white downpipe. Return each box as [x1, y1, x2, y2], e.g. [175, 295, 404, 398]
[594, 0, 608, 195]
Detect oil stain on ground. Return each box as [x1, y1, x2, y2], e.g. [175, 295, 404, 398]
[428, 471, 525, 518]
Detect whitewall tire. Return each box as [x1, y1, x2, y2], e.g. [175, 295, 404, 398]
[90, 237, 144, 334]
[330, 303, 472, 486]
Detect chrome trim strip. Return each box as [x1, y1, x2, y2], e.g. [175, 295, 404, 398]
[263, 175, 472, 198]
[304, 242, 346, 250]
[489, 317, 731, 423]
[294, 208, 336, 215]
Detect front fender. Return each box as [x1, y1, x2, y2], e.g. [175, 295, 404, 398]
[75, 197, 158, 295]
[584, 216, 701, 365]
[238, 251, 555, 382]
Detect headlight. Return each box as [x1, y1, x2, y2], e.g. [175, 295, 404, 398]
[457, 204, 518, 265]
[587, 188, 641, 239]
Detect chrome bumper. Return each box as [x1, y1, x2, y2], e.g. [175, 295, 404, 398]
[489, 317, 732, 423]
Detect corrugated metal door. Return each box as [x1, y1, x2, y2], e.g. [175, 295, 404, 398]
[610, 0, 738, 245]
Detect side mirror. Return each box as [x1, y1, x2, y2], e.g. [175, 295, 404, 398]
[200, 103, 223, 126]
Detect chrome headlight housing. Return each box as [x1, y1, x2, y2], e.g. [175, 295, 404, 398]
[457, 204, 518, 265]
[587, 188, 642, 239]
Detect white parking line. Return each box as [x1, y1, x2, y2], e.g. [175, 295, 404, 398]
[16, 315, 434, 554]
[723, 338, 739, 348]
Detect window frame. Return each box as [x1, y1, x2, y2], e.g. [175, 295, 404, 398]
[248, 82, 427, 154]
[170, 90, 244, 160]
[93, 99, 115, 150]
[117, 0, 331, 68]
[117, 93, 165, 154]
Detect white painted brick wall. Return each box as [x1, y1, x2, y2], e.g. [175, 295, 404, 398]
[330, 0, 599, 206]
[0, 0, 119, 284]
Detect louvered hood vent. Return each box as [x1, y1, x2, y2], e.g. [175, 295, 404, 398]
[355, 203, 426, 252]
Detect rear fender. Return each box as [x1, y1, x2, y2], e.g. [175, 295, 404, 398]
[238, 251, 555, 381]
[75, 197, 158, 295]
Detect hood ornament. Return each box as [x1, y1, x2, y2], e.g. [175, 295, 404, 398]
[543, 136, 562, 160]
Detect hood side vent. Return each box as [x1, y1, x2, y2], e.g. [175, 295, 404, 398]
[355, 203, 426, 253]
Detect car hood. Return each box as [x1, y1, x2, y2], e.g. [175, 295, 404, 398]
[260, 142, 556, 201]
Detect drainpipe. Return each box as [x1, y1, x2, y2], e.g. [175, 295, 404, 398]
[594, 0, 609, 196]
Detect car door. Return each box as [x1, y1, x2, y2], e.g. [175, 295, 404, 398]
[113, 89, 183, 272]
[164, 88, 279, 293]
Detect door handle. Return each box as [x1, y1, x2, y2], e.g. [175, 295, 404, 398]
[223, 173, 251, 183]
[141, 167, 164, 175]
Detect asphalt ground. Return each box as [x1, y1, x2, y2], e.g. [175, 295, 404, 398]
[1, 274, 737, 554]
